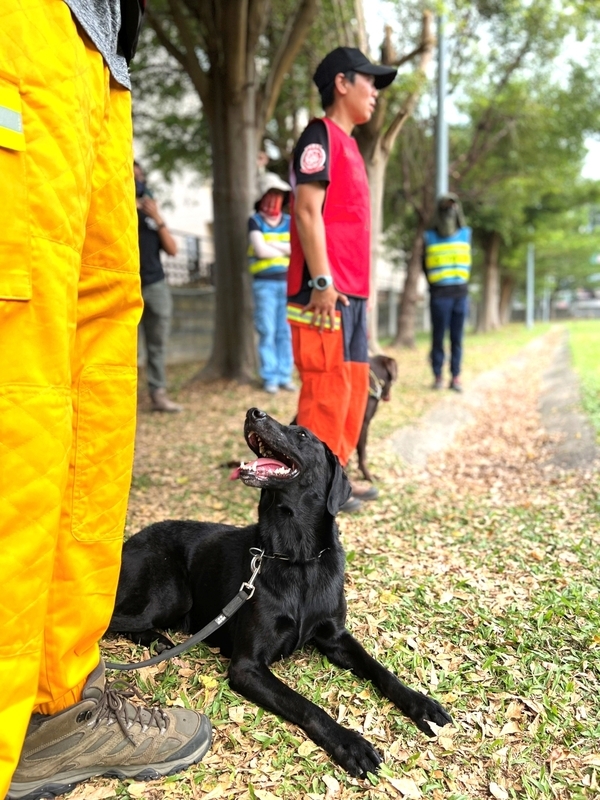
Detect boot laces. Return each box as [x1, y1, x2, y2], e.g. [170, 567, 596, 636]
[91, 680, 169, 743]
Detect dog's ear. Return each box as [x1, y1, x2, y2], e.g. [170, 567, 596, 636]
[384, 356, 398, 383]
[324, 444, 352, 516]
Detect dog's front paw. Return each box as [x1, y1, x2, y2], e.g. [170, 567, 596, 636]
[330, 729, 383, 777]
[411, 696, 453, 736]
[154, 636, 175, 654]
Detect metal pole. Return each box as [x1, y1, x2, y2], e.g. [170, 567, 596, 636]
[435, 14, 449, 198]
[526, 243, 535, 329]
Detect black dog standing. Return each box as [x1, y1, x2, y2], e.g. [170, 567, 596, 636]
[109, 409, 451, 777]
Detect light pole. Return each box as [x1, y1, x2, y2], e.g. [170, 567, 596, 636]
[526, 242, 535, 329]
[435, 13, 449, 198]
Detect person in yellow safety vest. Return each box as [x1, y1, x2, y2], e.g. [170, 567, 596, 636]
[1, 3, 211, 799]
[248, 172, 295, 394]
[423, 193, 472, 393]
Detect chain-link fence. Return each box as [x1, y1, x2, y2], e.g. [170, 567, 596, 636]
[161, 231, 214, 287]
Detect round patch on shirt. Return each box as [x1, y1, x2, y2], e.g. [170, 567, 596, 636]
[299, 143, 327, 174]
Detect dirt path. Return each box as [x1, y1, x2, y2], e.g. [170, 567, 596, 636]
[385, 328, 599, 502]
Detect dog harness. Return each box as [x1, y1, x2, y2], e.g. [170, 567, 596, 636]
[368, 368, 386, 401]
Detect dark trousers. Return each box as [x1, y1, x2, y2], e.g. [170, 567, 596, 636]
[140, 279, 172, 391]
[430, 294, 468, 378]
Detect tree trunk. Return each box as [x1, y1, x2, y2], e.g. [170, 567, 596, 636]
[364, 142, 388, 352]
[198, 84, 258, 381]
[499, 274, 515, 325]
[476, 231, 502, 333]
[394, 220, 426, 348]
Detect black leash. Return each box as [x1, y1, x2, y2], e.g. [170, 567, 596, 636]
[105, 548, 265, 671]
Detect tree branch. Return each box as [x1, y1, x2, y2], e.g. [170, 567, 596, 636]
[354, 0, 369, 55]
[455, 34, 531, 177]
[221, 0, 250, 96]
[145, 5, 187, 69]
[163, 0, 211, 109]
[247, 0, 270, 59]
[257, 0, 319, 134]
[381, 11, 434, 156]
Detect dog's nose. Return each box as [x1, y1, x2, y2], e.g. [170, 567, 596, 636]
[248, 408, 267, 421]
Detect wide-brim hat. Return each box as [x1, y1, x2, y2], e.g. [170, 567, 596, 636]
[313, 47, 397, 93]
[255, 171, 291, 203]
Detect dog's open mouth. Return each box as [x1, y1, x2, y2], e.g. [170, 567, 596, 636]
[229, 431, 299, 484]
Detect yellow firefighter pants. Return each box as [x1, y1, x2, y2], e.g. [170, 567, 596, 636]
[0, 2, 142, 794]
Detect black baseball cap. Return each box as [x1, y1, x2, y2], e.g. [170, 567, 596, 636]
[313, 47, 398, 93]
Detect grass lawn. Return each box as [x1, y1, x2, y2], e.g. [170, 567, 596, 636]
[567, 320, 600, 439]
[92, 323, 599, 800]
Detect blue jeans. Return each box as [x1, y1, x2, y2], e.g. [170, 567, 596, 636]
[252, 279, 293, 386]
[430, 294, 469, 378]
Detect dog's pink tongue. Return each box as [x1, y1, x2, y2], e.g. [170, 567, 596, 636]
[229, 457, 287, 480]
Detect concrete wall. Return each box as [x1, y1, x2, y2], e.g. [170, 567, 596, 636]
[138, 287, 216, 367]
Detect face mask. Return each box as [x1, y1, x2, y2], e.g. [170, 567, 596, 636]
[259, 191, 284, 217]
[135, 179, 147, 198]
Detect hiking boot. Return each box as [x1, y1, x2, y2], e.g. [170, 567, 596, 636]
[449, 377, 462, 393]
[150, 388, 183, 413]
[8, 661, 212, 800]
[432, 376, 443, 390]
[339, 496, 363, 514]
[350, 482, 379, 502]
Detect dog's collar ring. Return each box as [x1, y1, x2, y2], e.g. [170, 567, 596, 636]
[240, 548, 265, 598]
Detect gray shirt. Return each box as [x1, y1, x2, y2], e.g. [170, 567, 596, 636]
[63, 0, 131, 89]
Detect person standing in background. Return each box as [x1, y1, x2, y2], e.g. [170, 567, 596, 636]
[287, 47, 397, 512]
[248, 172, 295, 394]
[423, 193, 472, 392]
[134, 161, 183, 412]
[2, 4, 211, 799]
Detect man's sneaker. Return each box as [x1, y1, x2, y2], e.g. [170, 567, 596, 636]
[8, 662, 212, 800]
[280, 381, 297, 392]
[432, 376, 443, 390]
[150, 388, 183, 413]
[339, 495, 363, 514]
[350, 482, 379, 502]
[449, 377, 462, 393]
[264, 384, 278, 394]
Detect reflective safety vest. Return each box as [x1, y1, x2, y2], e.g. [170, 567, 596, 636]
[248, 212, 290, 277]
[424, 227, 472, 286]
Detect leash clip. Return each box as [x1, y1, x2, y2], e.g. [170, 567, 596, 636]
[241, 548, 264, 598]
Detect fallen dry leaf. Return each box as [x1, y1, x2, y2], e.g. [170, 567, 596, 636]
[386, 776, 422, 798]
[489, 782, 509, 800]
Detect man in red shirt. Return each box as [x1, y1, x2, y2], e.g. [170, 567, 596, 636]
[287, 48, 396, 512]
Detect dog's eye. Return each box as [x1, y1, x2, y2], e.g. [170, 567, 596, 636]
[297, 430, 307, 438]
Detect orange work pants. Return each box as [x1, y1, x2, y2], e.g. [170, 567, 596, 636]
[291, 324, 369, 466]
[0, 3, 141, 794]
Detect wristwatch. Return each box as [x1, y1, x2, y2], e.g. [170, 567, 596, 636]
[308, 275, 333, 291]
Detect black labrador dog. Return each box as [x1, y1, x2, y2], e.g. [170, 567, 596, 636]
[357, 355, 398, 482]
[109, 408, 451, 777]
